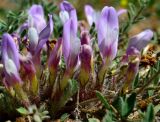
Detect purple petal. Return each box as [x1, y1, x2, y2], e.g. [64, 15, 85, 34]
[79, 44, 92, 86]
[125, 48, 140, 85]
[4, 68, 22, 87]
[121, 46, 140, 65]
[84, 5, 94, 26]
[28, 27, 39, 54]
[97, 6, 119, 61]
[127, 29, 153, 54]
[20, 55, 36, 79]
[62, 19, 71, 64]
[60, 1, 74, 12]
[68, 37, 80, 69]
[62, 7, 79, 69]
[35, 14, 53, 55]
[80, 44, 92, 71]
[2, 33, 20, 70]
[70, 10, 78, 35]
[80, 31, 90, 45]
[18, 23, 28, 34]
[59, 11, 70, 24]
[28, 4, 46, 33]
[2, 33, 22, 87]
[117, 9, 127, 16]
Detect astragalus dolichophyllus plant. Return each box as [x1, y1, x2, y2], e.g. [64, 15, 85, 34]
[0, 0, 160, 121]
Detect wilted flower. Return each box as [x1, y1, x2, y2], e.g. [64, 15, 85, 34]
[97, 6, 119, 82]
[2, 33, 21, 87]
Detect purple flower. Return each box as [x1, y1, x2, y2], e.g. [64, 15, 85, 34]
[35, 14, 53, 54]
[122, 47, 140, 93]
[122, 30, 153, 93]
[48, 38, 62, 83]
[97, 6, 119, 62]
[62, 9, 79, 70]
[85, 5, 97, 26]
[79, 31, 93, 86]
[80, 31, 91, 45]
[79, 45, 92, 86]
[84, 5, 125, 26]
[126, 29, 153, 54]
[59, 1, 76, 25]
[31, 14, 53, 67]
[1, 33, 22, 87]
[28, 4, 46, 33]
[97, 6, 119, 82]
[19, 54, 38, 95]
[60, 1, 80, 90]
[19, 54, 36, 81]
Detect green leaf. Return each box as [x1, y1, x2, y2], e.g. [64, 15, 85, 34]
[132, 73, 139, 89]
[112, 93, 136, 118]
[143, 103, 154, 122]
[96, 91, 111, 110]
[51, 79, 78, 114]
[129, 3, 137, 16]
[125, 93, 136, 117]
[102, 111, 116, 122]
[60, 113, 70, 122]
[17, 107, 29, 115]
[88, 118, 100, 122]
[154, 104, 160, 115]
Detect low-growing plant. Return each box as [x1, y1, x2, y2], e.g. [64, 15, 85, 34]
[0, 0, 159, 121]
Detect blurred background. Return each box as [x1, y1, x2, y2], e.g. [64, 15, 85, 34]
[0, 0, 160, 35]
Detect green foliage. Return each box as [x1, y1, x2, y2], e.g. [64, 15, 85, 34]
[154, 104, 160, 115]
[17, 105, 50, 122]
[88, 118, 100, 122]
[42, 0, 57, 16]
[60, 113, 70, 122]
[132, 73, 139, 89]
[120, 0, 151, 39]
[142, 104, 154, 122]
[96, 91, 111, 110]
[102, 111, 116, 122]
[16, 107, 28, 115]
[0, 0, 159, 121]
[0, 11, 27, 36]
[51, 79, 79, 115]
[0, 87, 20, 117]
[112, 93, 136, 119]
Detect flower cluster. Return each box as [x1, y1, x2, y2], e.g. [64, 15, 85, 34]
[0, 0, 153, 115]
